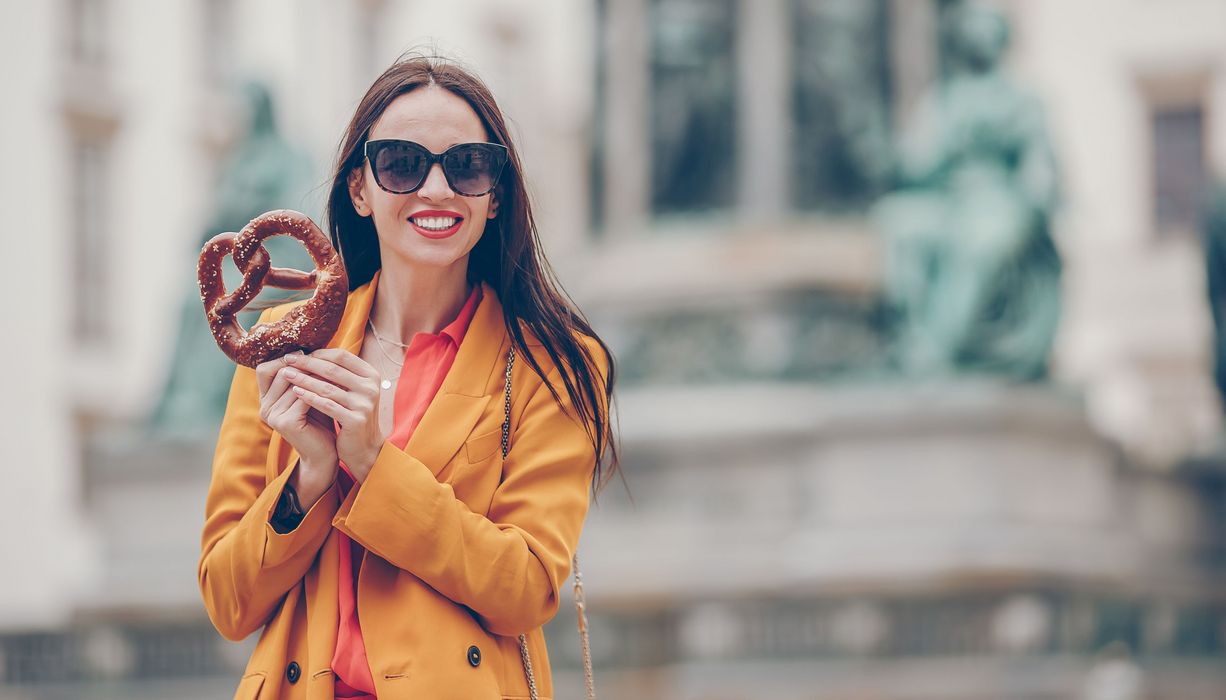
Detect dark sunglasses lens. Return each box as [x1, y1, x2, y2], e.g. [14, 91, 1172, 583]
[444, 145, 505, 195]
[373, 142, 428, 192]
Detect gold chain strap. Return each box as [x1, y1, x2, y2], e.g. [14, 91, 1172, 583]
[501, 345, 596, 700]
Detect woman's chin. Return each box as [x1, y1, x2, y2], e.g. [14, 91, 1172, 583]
[383, 245, 470, 272]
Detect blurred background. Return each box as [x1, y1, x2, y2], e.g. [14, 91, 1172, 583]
[2, 0, 1225, 698]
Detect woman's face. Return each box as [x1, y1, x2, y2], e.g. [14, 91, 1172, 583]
[348, 85, 499, 275]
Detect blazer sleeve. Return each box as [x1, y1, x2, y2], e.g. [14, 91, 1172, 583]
[331, 336, 610, 636]
[197, 308, 343, 642]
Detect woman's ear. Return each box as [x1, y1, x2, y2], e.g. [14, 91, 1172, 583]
[348, 167, 371, 217]
[486, 187, 500, 220]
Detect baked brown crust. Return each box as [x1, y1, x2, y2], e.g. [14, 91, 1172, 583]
[198, 209, 348, 368]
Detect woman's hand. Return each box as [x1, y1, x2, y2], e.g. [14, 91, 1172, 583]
[279, 349, 387, 483]
[255, 352, 340, 501]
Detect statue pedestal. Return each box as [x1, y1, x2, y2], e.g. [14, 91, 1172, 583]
[785, 379, 1139, 585]
[569, 378, 1219, 699]
[584, 378, 1199, 597]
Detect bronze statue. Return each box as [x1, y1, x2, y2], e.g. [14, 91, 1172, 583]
[872, 1, 1062, 380]
[1202, 179, 1226, 410]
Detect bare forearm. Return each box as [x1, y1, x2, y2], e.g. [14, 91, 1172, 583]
[290, 456, 338, 508]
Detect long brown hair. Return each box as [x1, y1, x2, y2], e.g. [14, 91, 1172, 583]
[326, 50, 620, 495]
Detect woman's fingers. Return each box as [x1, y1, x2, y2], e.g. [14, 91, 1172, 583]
[311, 348, 380, 380]
[285, 395, 316, 425]
[282, 367, 358, 410]
[255, 352, 301, 396]
[258, 367, 295, 422]
[267, 366, 294, 402]
[291, 385, 352, 425]
[262, 350, 379, 437]
[263, 379, 301, 426]
[304, 404, 334, 433]
[285, 350, 379, 396]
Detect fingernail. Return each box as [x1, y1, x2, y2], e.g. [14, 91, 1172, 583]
[284, 368, 299, 378]
[285, 354, 298, 363]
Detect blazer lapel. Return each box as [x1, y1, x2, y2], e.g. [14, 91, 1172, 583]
[321, 271, 506, 478]
[404, 279, 505, 476]
[329, 268, 380, 355]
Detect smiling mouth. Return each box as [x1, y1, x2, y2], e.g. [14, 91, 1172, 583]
[409, 215, 462, 231]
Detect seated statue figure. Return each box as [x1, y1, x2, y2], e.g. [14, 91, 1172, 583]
[872, 1, 1062, 380]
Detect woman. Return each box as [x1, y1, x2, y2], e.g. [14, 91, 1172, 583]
[198, 53, 618, 700]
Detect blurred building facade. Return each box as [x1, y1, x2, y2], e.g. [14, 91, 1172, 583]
[1, 0, 1224, 698]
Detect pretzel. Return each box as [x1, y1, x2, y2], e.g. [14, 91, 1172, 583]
[198, 209, 349, 368]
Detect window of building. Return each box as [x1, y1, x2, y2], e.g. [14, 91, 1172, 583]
[72, 137, 110, 346]
[1152, 105, 1206, 236]
[590, 0, 610, 233]
[791, 0, 893, 212]
[67, 0, 107, 66]
[648, 0, 738, 218]
[591, 0, 898, 233]
[202, 0, 235, 86]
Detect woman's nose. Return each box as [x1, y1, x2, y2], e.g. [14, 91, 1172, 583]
[417, 162, 454, 201]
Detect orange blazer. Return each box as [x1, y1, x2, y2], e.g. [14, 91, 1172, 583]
[198, 275, 609, 700]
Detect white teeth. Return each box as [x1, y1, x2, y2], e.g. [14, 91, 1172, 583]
[411, 216, 459, 230]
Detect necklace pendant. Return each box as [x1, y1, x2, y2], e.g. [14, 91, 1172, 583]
[381, 379, 392, 390]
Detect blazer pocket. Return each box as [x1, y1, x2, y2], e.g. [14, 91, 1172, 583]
[463, 428, 503, 464]
[233, 671, 266, 700]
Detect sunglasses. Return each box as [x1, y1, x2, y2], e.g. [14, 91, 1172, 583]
[363, 139, 509, 197]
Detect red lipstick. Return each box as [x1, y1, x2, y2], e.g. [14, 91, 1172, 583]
[408, 209, 464, 240]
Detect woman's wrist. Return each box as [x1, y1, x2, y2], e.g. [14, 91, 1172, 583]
[290, 456, 338, 509]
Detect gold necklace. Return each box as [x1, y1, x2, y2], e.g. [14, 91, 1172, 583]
[366, 282, 470, 389]
[366, 319, 404, 390]
[367, 317, 413, 349]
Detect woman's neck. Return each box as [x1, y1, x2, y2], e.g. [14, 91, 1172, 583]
[369, 262, 472, 345]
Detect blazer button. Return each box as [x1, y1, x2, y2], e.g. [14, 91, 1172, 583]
[467, 645, 482, 667]
[286, 661, 301, 684]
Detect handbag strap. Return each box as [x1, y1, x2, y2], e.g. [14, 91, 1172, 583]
[501, 344, 597, 700]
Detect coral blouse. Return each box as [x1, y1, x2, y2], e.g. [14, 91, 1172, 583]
[331, 279, 484, 698]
